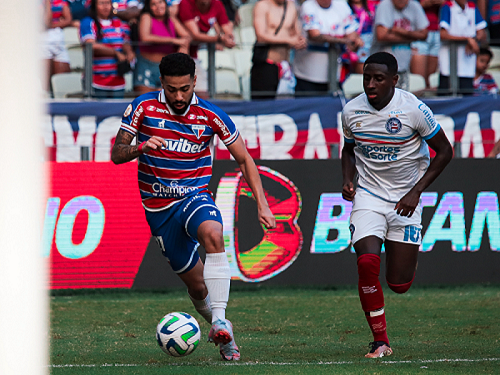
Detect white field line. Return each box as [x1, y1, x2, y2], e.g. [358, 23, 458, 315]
[49, 357, 500, 368]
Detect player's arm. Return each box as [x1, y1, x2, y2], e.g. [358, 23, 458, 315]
[227, 136, 276, 229]
[395, 128, 453, 217]
[341, 141, 357, 201]
[111, 129, 166, 164]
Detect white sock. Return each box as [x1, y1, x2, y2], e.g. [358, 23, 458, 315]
[204, 252, 230, 323]
[189, 293, 212, 324]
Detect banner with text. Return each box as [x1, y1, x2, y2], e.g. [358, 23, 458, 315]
[45, 96, 500, 162]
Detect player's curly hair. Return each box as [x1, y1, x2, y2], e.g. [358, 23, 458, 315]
[364, 52, 398, 75]
[159, 53, 196, 79]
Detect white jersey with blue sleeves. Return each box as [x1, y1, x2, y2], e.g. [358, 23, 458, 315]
[342, 89, 441, 203]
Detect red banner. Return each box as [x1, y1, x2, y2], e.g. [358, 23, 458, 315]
[46, 162, 151, 289]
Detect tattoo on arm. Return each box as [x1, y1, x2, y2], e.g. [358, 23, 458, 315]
[111, 130, 141, 164]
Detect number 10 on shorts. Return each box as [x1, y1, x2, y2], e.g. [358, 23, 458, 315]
[404, 225, 422, 243]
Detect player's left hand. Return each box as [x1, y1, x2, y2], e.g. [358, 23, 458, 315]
[258, 205, 276, 230]
[395, 190, 421, 217]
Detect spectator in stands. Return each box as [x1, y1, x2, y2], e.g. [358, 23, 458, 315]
[80, 0, 136, 98]
[178, 0, 236, 95]
[438, 0, 487, 96]
[43, 0, 73, 91]
[134, 0, 191, 94]
[474, 47, 499, 94]
[252, 0, 307, 99]
[67, 0, 90, 27]
[370, 0, 429, 90]
[410, 0, 444, 88]
[220, 0, 240, 25]
[477, 0, 500, 47]
[348, 0, 376, 74]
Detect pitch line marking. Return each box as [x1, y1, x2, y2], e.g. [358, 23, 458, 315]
[49, 357, 500, 368]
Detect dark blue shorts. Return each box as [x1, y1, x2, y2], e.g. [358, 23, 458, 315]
[145, 192, 223, 274]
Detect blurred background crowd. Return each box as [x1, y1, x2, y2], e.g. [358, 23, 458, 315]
[42, 0, 500, 99]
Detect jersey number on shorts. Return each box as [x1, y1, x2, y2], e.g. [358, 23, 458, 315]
[403, 225, 421, 243]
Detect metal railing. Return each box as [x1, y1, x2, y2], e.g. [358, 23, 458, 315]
[57, 36, 500, 100]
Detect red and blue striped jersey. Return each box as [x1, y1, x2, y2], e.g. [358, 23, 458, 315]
[51, 0, 69, 24]
[85, 0, 140, 11]
[120, 90, 240, 211]
[79, 17, 130, 90]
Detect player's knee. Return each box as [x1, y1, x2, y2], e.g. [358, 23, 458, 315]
[357, 253, 381, 279]
[387, 278, 414, 294]
[199, 228, 224, 252]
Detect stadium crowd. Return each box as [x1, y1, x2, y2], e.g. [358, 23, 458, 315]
[43, 0, 500, 98]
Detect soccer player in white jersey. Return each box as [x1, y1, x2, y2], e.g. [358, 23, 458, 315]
[341, 52, 453, 358]
[111, 53, 276, 360]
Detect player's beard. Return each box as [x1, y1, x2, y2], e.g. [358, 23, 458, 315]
[169, 94, 193, 115]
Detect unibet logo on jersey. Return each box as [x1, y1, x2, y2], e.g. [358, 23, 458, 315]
[163, 138, 205, 153]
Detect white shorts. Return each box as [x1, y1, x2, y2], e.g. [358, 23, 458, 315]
[350, 188, 423, 245]
[42, 28, 70, 63]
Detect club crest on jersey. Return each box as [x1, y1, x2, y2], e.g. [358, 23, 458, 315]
[158, 119, 166, 128]
[191, 124, 205, 139]
[385, 117, 402, 134]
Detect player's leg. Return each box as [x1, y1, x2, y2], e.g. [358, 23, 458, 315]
[177, 258, 212, 324]
[183, 195, 240, 360]
[197, 220, 230, 325]
[350, 193, 392, 358]
[354, 236, 392, 358]
[384, 240, 419, 293]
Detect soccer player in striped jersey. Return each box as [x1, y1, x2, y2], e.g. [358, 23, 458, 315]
[341, 52, 453, 358]
[111, 53, 276, 361]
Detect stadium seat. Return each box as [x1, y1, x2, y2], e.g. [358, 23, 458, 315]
[216, 69, 242, 97]
[239, 27, 256, 49]
[63, 26, 80, 47]
[124, 72, 134, 93]
[233, 49, 253, 77]
[342, 73, 363, 98]
[240, 72, 251, 101]
[238, 3, 255, 29]
[489, 46, 500, 70]
[197, 48, 209, 71]
[409, 73, 426, 93]
[51, 72, 83, 98]
[429, 71, 439, 88]
[215, 50, 236, 70]
[68, 47, 84, 71]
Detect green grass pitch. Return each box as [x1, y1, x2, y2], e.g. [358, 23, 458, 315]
[50, 285, 500, 374]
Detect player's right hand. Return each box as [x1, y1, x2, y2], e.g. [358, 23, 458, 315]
[138, 136, 166, 154]
[342, 182, 356, 201]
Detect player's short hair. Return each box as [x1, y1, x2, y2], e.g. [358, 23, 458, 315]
[364, 52, 398, 76]
[159, 53, 196, 79]
[479, 47, 493, 59]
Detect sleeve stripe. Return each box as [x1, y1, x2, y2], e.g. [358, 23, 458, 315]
[120, 123, 137, 135]
[223, 130, 240, 146]
[344, 137, 355, 143]
[422, 124, 441, 140]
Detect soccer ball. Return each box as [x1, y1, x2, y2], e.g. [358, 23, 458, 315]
[156, 312, 200, 357]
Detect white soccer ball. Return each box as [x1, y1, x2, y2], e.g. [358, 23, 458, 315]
[156, 312, 201, 357]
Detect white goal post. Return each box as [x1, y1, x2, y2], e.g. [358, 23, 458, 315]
[0, 1, 48, 374]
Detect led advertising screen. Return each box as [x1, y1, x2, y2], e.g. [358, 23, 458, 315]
[46, 160, 500, 289]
